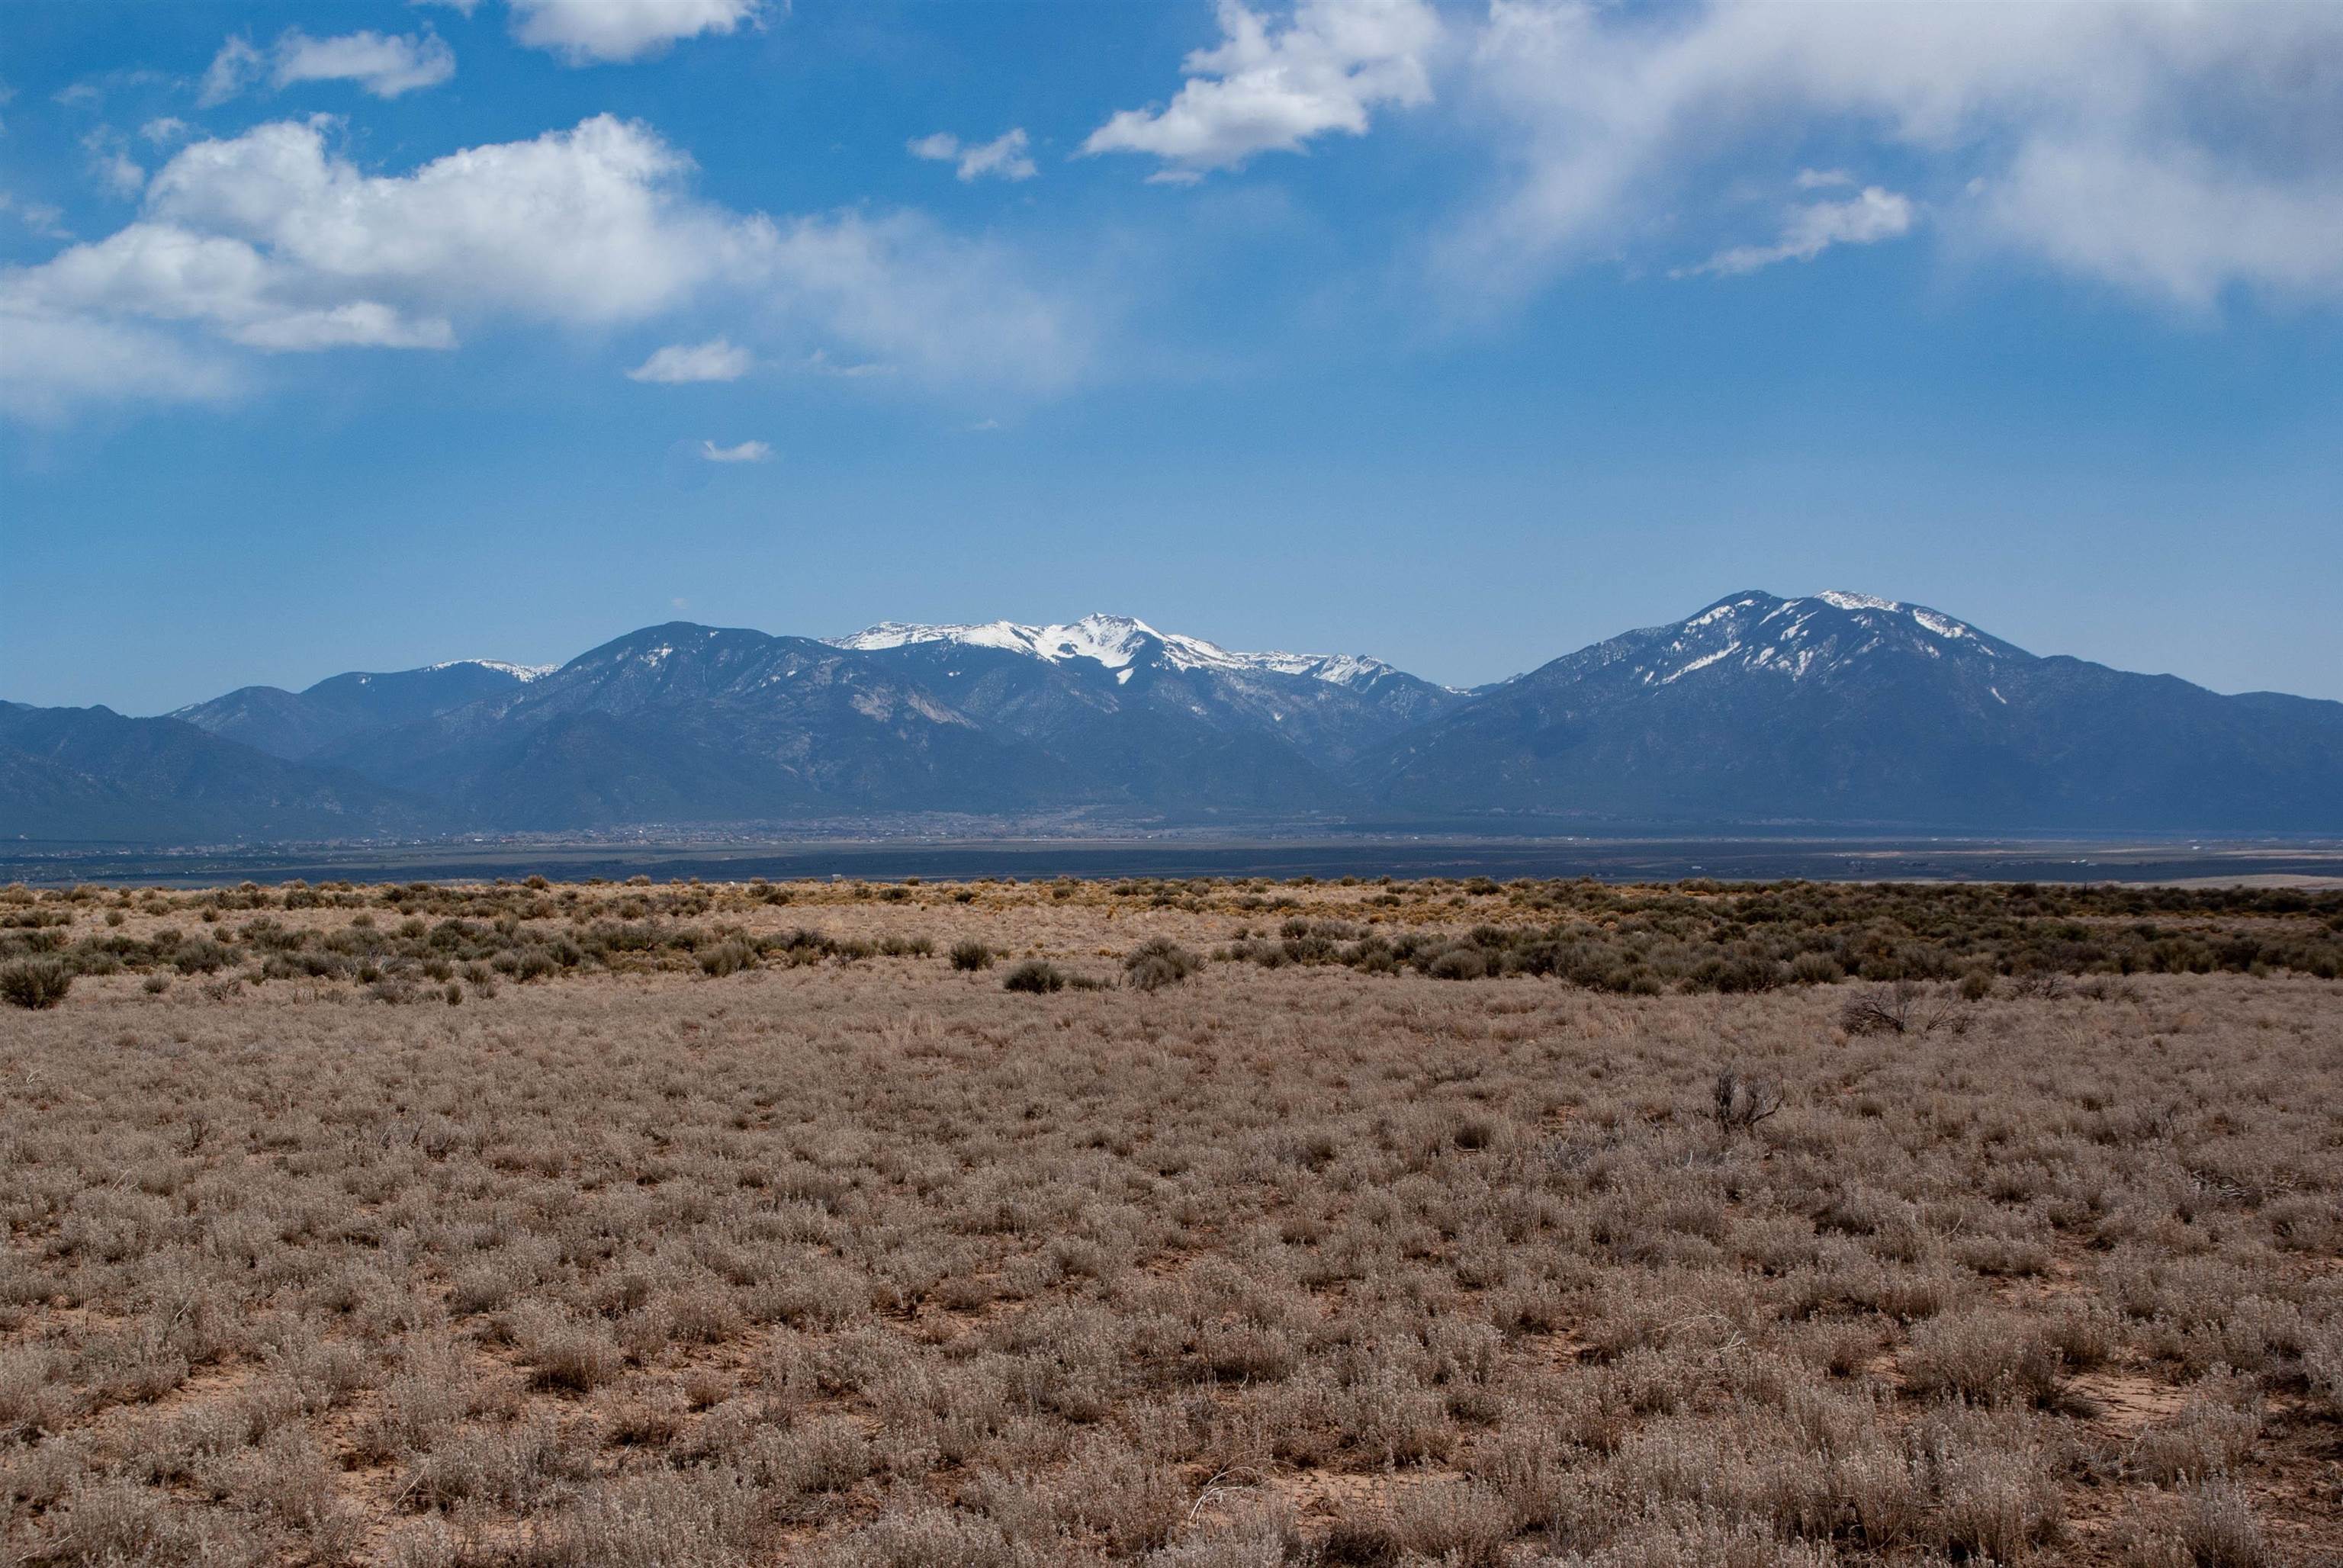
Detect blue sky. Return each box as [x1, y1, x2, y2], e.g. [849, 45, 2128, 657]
[3, 0, 2339, 713]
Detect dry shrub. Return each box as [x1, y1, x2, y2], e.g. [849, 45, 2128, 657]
[514, 1310, 621, 1394]
[1001, 959, 1065, 994]
[1901, 1311, 2068, 1408]
[2175, 1478, 2273, 1568]
[2127, 1376, 2262, 1484]
[1123, 938, 1201, 992]
[1, 958, 70, 1010]
[1920, 1411, 2062, 1563]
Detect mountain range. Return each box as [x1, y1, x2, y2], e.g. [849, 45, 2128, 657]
[5, 594, 2339, 843]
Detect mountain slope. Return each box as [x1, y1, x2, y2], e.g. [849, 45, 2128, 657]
[170, 660, 548, 760]
[0, 702, 439, 842]
[1366, 591, 2343, 831]
[310, 625, 1077, 829]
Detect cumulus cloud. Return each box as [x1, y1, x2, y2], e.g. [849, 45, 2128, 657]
[507, 0, 763, 65]
[908, 128, 1038, 182]
[699, 438, 770, 462]
[273, 30, 457, 98]
[1686, 185, 1915, 278]
[0, 310, 241, 422]
[628, 336, 752, 382]
[2, 114, 1088, 419]
[200, 29, 454, 105]
[1085, 0, 1440, 180]
[1452, 0, 2343, 310]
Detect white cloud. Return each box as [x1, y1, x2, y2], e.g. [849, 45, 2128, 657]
[198, 37, 265, 108]
[1982, 136, 2343, 309]
[272, 30, 457, 98]
[140, 117, 191, 146]
[81, 130, 145, 198]
[2, 115, 1090, 419]
[1687, 185, 1915, 278]
[137, 115, 742, 325]
[1453, 0, 2343, 310]
[200, 30, 455, 105]
[699, 438, 770, 462]
[508, 0, 763, 65]
[5, 222, 458, 349]
[628, 336, 752, 382]
[909, 128, 1038, 183]
[1085, 0, 1441, 179]
[0, 310, 241, 422]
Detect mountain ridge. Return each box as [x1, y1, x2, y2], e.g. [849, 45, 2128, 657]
[7, 594, 2338, 843]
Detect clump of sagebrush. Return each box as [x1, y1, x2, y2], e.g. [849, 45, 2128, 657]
[1123, 937, 1201, 991]
[1, 957, 70, 1009]
[1001, 958, 1065, 994]
[949, 940, 994, 972]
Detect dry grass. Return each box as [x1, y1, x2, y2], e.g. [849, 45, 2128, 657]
[2, 876, 2338, 1565]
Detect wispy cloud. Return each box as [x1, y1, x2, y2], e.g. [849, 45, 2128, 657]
[1451, 0, 2343, 310]
[80, 129, 145, 198]
[699, 439, 770, 462]
[804, 349, 894, 378]
[628, 337, 751, 383]
[908, 128, 1037, 183]
[1683, 186, 1916, 278]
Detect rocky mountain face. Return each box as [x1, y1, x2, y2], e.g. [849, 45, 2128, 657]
[7, 596, 2339, 842]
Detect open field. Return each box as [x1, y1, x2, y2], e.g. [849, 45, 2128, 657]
[4, 877, 2341, 1565]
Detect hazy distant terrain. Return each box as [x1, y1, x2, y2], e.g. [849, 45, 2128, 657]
[6, 593, 2341, 845]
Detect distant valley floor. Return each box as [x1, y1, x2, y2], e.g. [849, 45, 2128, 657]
[5, 831, 2342, 889]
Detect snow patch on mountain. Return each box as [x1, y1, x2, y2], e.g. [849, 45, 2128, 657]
[1626, 592, 2016, 687]
[829, 614, 1416, 692]
[423, 660, 558, 682]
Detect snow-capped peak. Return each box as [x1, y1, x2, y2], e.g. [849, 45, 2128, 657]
[1619, 591, 2018, 689]
[828, 615, 1406, 691]
[1815, 590, 1901, 612]
[424, 659, 557, 682]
